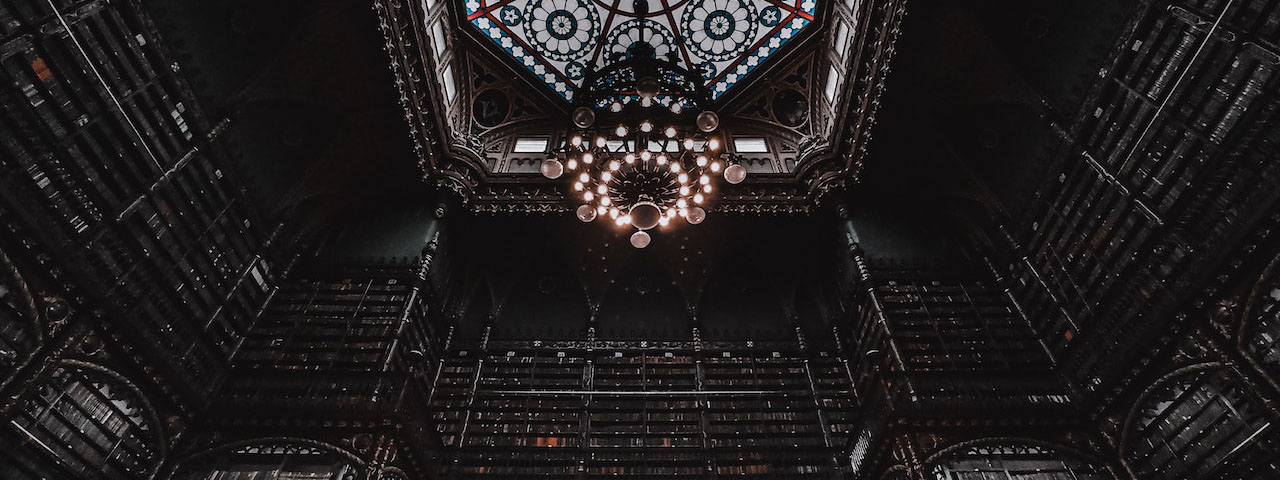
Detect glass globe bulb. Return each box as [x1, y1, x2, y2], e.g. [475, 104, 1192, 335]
[601, 196, 612, 206]
[540, 158, 564, 179]
[578, 172, 590, 183]
[609, 207, 619, 218]
[679, 186, 690, 195]
[584, 191, 594, 201]
[597, 184, 607, 194]
[609, 160, 620, 171]
[610, 101, 623, 112]
[640, 97, 653, 108]
[567, 158, 578, 170]
[570, 135, 583, 147]
[699, 174, 710, 185]
[678, 173, 689, 184]
[710, 161, 721, 172]
[658, 216, 670, 227]
[597, 205, 608, 215]
[630, 230, 651, 249]
[640, 120, 653, 133]
[616, 215, 630, 226]
[686, 206, 706, 224]
[615, 125, 628, 137]
[707, 138, 720, 150]
[656, 154, 668, 165]
[670, 163, 681, 173]
[670, 103, 683, 114]
[682, 138, 695, 150]
[624, 153, 635, 164]
[666, 207, 676, 217]
[703, 184, 712, 193]
[693, 193, 704, 204]
[600, 171, 612, 182]
[696, 155, 708, 167]
[576, 204, 597, 222]
[595, 137, 607, 148]
[573, 182, 584, 191]
[640, 150, 651, 161]
[583, 152, 594, 164]
[676, 198, 687, 208]
[724, 164, 747, 184]
[665, 126, 677, 138]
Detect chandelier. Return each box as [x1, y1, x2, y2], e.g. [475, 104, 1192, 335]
[540, 43, 746, 248]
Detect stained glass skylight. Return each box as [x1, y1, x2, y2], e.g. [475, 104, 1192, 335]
[463, 0, 818, 101]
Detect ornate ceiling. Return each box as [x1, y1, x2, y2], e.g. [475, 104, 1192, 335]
[374, 0, 905, 213]
[463, 0, 819, 100]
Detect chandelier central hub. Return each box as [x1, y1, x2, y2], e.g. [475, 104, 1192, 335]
[541, 54, 746, 248]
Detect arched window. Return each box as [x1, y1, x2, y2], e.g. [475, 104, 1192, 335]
[1245, 278, 1280, 380]
[1124, 368, 1280, 479]
[1, 364, 161, 479]
[174, 441, 360, 480]
[930, 443, 1111, 480]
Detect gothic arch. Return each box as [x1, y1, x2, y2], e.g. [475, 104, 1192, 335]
[169, 437, 365, 480]
[4, 360, 166, 480]
[1118, 363, 1280, 479]
[921, 437, 1113, 479]
[1238, 252, 1280, 393]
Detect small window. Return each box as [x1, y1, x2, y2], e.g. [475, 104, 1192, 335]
[824, 66, 840, 102]
[442, 65, 457, 101]
[431, 21, 447, 58]
[513, 137, 549, 153]
[835, 21, 850, 59]
[734, 137, 768, 153]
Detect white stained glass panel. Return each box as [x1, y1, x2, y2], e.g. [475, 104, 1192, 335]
[734, 137, 768, 153]
[513, 137, 550, 152]
[835, 21, 850, 59]
[824, 66, 840, 102]
[431, 21, 447, 58]
[442, 65, 457, 101]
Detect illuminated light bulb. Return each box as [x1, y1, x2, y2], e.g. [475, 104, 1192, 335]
[658, 216, 670, 226]
[567, 158, 578, 170]
[597, 184, 608, 194]
[670, 103, 683, 114]
[609, 207, 619, 218]
[584, 191, 594, 201]
[624, 153, 635, 164]
[595, 137, 607, 148]
[601, 196, 612, 206]
[579, 172, 590, 183]
[679, 186, 690, 196]
[696, 155, 708, 167]
[670, 163, 681, 173]
[583, 152, 594, 164]
[678, 207, 688, 217]
[666, 207, 676, 217]
[615, 125, 628, 137]
[601, 172, 612, 182]
[703, 184, 712, 193]
[699, 174, 710, 185]
[656, 154, 668, 165]
[610, 101, 623, 112]
[710, 162, 721, 172]
[640, 120, 653, 133]
[678, 173, 689, 184]
[609, 160, 620, 171]
[573, 182, 584, 191]
[617, 215, 630, 226]
[640, 150, 651, 161]
[571, 135, 583, 147]
[682, 138, 695, 150]
[640, 97, 653, 108]
[677, 198, 688, 208]
[665, 126, 677, 138]
[707, 138, 720, 150]
[694, 193, 704, 204]
[597, 205, 608, 215]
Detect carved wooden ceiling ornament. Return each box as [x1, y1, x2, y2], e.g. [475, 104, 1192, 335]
[376, 0, 903, 212]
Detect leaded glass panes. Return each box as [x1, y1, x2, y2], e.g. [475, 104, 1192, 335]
[463, 0, 820, 100]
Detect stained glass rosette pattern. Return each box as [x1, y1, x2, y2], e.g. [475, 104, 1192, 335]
[463, 0, 818, 101]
